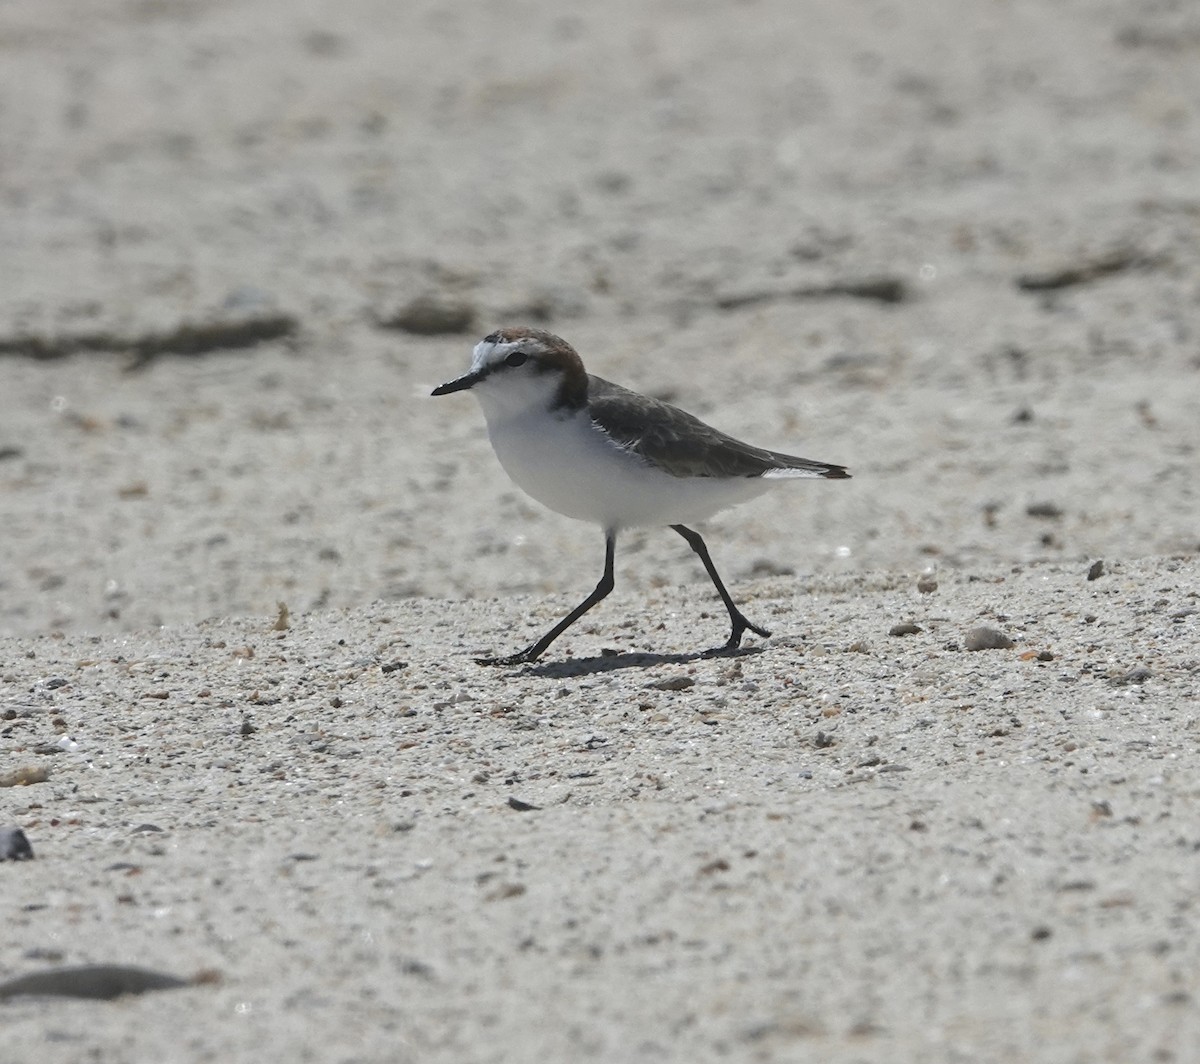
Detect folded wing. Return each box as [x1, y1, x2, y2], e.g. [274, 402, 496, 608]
[587, 376, 850, 480]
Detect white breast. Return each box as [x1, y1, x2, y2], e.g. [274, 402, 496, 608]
[480, 404, 773, 530]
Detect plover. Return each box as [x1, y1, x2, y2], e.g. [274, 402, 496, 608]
[432, 328, 850, 665]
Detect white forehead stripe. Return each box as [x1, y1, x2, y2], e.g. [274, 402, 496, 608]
[469, 339, 494, 374]
[469, 337, 523, 374]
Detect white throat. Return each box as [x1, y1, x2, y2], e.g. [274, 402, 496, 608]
[472, 368, 566, 426]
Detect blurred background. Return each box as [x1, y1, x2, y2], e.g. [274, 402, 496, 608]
[2, 0, 1197, 636]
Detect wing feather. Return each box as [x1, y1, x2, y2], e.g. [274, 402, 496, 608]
[586, 376, 849, 480]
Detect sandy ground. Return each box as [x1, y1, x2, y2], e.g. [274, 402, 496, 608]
[2, 0, 1200, 1061]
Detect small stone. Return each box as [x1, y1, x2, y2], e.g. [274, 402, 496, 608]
[0, 964, 190, 1000]
[1086, 559, 1105, 581]
[0, 766, 50, 788]
[888, 623, 922, 637]
[1, 827, 34, 861]
[916, 574, 938, 594]
[378, 296, 476, 335]
[749, 558, 795, 577]
[1026, 501, 1063, 519]
[963, 627, 1015, 651]
[649, 675, 695, 691]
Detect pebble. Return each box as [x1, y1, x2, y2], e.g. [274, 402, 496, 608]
[649, 675, 695, 691]
[1087, 560, 1105, 581]
[378, 295, 476, 335]
[963, 627, 1015, 651]
[0, 964, 192, 1000]
[888, 623, 922, 637]
[1, 827, 34, 860]
[0, 766, 50, 787]
[1026, 501, 1063, 519]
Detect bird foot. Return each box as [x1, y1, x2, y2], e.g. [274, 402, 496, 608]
[475, 647, 542, 667]
[700, 617, 771, 658]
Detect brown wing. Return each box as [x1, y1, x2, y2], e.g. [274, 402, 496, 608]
[587, 376, 849, 480]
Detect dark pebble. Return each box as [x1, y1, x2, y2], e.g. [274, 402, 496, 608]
[1087, 560, 1105, 581]
[378, 296, 476, 335]
[888, 623, 922, 637]
[0, 964, 191, 1000]
[1, 827, 34, 861]
[1016, 247, 1145, 292]
[1026, 502, 1063, 519]
[650, 675, 695, 691]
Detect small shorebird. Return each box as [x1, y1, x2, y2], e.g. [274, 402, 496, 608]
[432, 328, 850, 665]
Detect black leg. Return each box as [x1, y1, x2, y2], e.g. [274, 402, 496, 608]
[671, 524, 771, 655]
[478, 531, 618, 666]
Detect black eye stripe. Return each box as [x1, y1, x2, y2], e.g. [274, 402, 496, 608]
[505, 351, 528, 368]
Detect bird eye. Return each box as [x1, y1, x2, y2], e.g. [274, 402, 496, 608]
[504, 352, 528, 367]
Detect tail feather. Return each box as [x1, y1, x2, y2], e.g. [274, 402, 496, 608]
[763, 460, 850, 480]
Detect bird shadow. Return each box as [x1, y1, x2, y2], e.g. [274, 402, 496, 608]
[505, 644, 766, 679]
